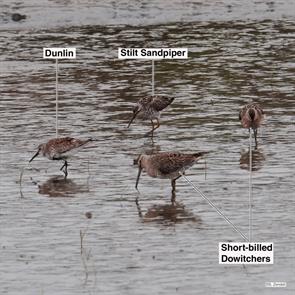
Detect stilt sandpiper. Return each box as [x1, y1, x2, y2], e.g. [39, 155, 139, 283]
[135, 151, 208, 201]
[127, 95, 174, 137]
[239, 103, 264, 148]
[29, 137, 92, 178]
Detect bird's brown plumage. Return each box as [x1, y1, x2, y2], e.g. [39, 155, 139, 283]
[138, 95, 174, 112]
[239, 102, 264, 148]
[43, 137, 92, 159]
[128, 95, 174, 137]
[150, 152, 206, 176]
[135, 151, 208, 196]
[29, 137, 93, 177]
[239, 103, 264, 129]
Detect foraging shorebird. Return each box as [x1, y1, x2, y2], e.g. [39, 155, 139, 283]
[135, 152, 208, 200]
[29, 137, 92, 177]
[127, 95, 174, 137]
[239, 103, 264, 148]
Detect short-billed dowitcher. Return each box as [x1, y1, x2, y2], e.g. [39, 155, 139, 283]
[127, 95, 174, 137]
[239, 103, 264, 148]
[135, 152, 208, 199]
[29, 137, 92, 177]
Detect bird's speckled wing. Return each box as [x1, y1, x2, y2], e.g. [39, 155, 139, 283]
[150, 95, 174, 111]
[151, 152, 197, 175]
[47, 137, 91, 155]
[253, 103, 264, 114]
[138, 95, 174, 111]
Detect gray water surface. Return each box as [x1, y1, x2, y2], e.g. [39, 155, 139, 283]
[0, 1, 294, 294]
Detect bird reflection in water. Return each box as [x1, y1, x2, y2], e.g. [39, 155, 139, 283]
[38, 176, 89, 197]
[136, 199, 201, 225]
[240, 148, 266, 172]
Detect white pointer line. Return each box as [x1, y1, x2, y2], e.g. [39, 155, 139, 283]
[55, 59, 59, 138]
[249, 130, 253, 242]
[181, 173, 249, 242]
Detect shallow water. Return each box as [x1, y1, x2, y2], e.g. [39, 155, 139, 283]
[0, 1, 295, 294]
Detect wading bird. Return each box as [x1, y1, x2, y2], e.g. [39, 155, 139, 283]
[135, 151, 208, 201]
[239, 103, 264, 148]
[127, 95, 174, 137]
[29, 137, 92, 178]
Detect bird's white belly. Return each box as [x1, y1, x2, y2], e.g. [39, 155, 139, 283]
[46, 151, 70, 160]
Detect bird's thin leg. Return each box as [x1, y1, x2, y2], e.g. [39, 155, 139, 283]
[60, 162, 66, 171]
[64, 161, 68, 178]
[61, 160, 68, 178]
[153, 118, 160, 131]
[171, 179, 176, 193]
[171, 175, 182, 203]
[171, 179, 176, 204]
[253, 129, 258, 149]
[171, 175, 182, 192]
[171, 190, 176, 204]
[150, 136, 155, 146]
[150, 119, 155, 138]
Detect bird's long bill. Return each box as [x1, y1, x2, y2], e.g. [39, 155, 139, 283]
[135, 166, 142, 189]
[127, 111, 139, 128]
[29, 150, 39, 163]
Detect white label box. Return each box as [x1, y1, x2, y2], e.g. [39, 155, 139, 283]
[118, 48, 188, 60]
[43, 47, 76, 59]
[219, 242, 273, 264]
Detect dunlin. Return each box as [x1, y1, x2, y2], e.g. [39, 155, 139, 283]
[29, 137, 92, 177]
